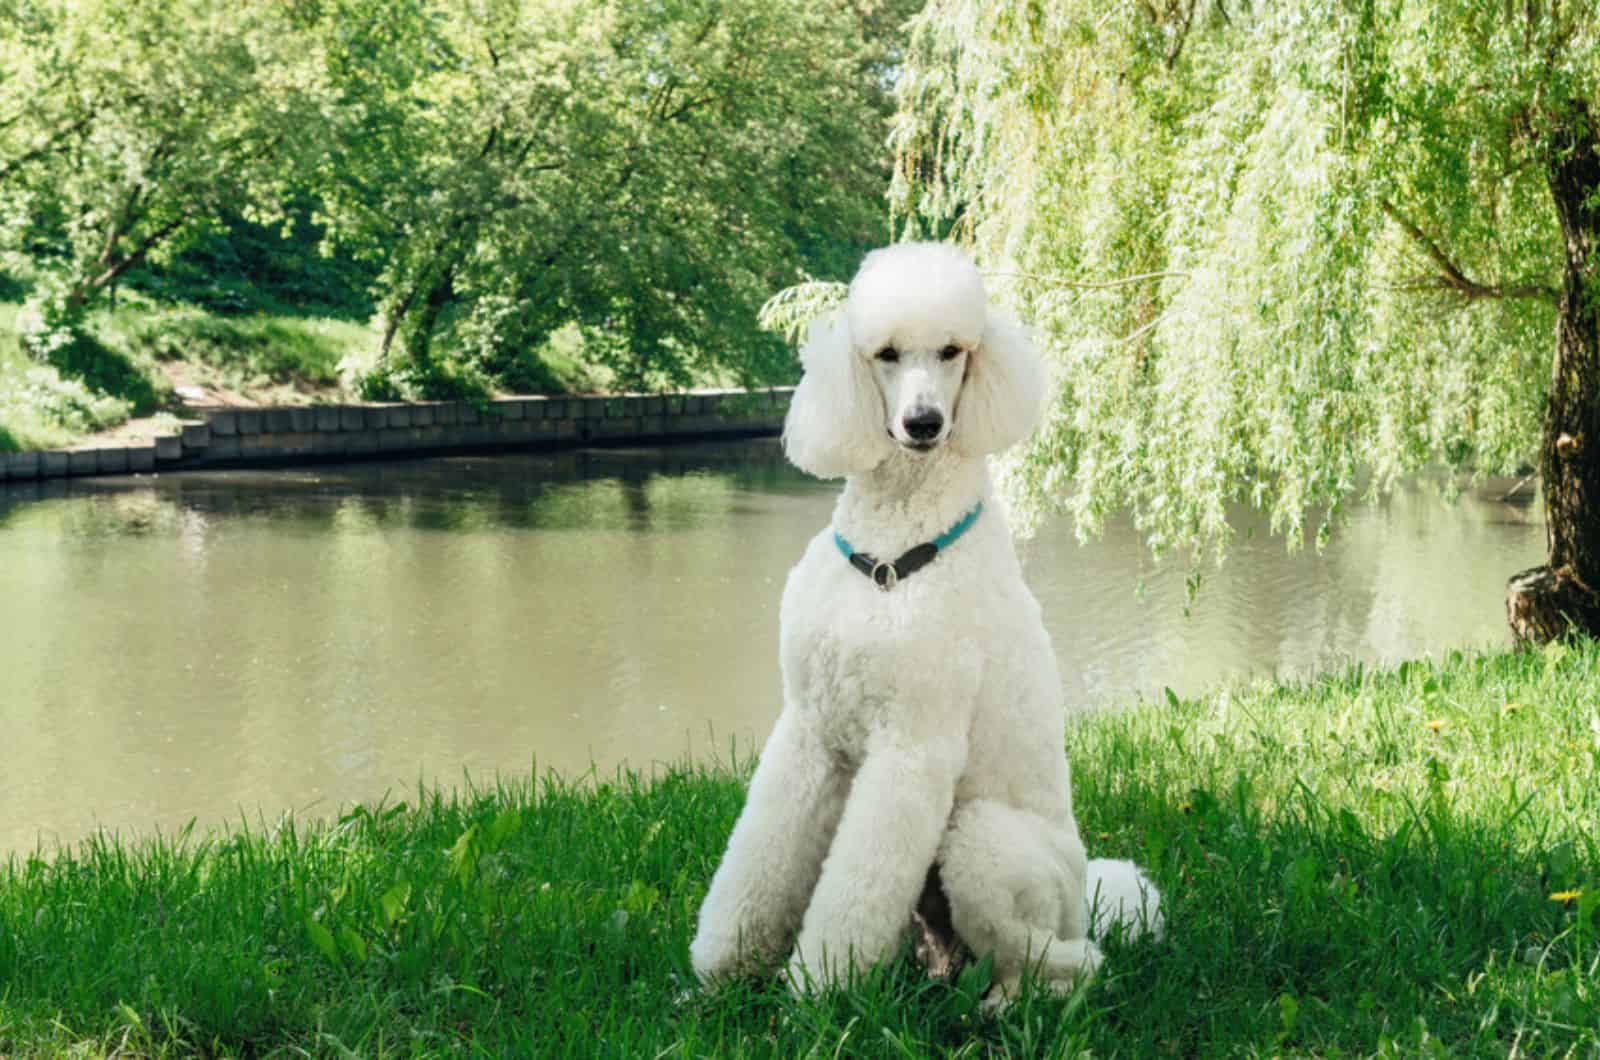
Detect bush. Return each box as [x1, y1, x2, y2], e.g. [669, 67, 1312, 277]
[354, 358, 492, 403]
[356, 364, 406, 402]
[123, 208, 377, 321]
[404, 359, 491, 402]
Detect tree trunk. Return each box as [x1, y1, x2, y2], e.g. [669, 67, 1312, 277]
[1507, 102, 1600, 644]
[377, 284, 418, 364]
[396, 264, 456, 371]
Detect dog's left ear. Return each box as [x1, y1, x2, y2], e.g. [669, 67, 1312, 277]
[951, 311, 1046, 457]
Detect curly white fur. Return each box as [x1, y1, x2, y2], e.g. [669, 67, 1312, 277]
[691, 242, 1161, 1002]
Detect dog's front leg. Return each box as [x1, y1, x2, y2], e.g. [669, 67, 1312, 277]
[785, 733, 962, 990]
[691, 710, 850, 983]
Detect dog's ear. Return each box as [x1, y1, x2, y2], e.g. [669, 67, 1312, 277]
[783, 312, 893, 478]
[951, 311, 1046, 458]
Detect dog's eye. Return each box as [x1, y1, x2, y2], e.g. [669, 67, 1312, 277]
[876, 346, 899, 363]
[940, 345, 965, 361]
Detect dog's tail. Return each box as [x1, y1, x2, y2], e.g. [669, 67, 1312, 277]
[1085, 859, 1164, 943]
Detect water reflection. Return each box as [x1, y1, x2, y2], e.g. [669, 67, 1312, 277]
[0, 442, 1542, 854]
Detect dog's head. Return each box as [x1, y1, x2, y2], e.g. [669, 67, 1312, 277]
[783, 242, 1044, 479]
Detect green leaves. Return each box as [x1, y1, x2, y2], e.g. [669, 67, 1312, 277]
[447, 806, 521, 883]
[377, 881, 410, 931]
[757, 280, 850, 345]
[897, 0, 1594, 572]
[2, 0, 337, 330]
[3, 0, 909, 394]
[446, 823, 481, 884]
[304, 917, 338, 964]
[311, 0, 907, 389]
[336, 926, 368, 965]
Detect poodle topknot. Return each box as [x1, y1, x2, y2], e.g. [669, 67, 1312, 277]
[845, 242, 989, 356]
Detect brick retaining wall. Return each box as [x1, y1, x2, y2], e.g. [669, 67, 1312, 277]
[0, 388, 793, 483]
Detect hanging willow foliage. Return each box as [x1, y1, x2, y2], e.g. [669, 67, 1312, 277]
[885, 0, 1594, 569]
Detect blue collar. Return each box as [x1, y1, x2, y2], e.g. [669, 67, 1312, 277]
[832, 503, 984, 591]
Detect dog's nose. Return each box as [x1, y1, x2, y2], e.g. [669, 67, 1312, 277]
[903, 408, 944, 442]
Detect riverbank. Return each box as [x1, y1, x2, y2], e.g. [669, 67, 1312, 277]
[0, 292, 749, 460]
[0, 296, 377, 453]
[0, 389, 794, 484]
[2, 644, 1596, 1056]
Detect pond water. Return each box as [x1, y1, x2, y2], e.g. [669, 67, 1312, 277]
[0, 440, 1543, 854]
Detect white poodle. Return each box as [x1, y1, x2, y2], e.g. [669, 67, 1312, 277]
[691, 242, 1162, 1002]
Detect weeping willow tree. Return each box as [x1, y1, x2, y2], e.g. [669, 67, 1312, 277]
[888, 0, 1600, 642]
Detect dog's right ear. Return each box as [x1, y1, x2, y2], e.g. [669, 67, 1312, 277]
[782, 312, 893, 479]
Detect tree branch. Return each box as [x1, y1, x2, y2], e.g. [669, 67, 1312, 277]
[984, 268, 1189, 290]
[1380, 198, 1558, 304]
[67, 213, 188, 310]
[660, 88, 729, 123]
[0, 108, 97, 186]
[1165, 0, 1197, 68]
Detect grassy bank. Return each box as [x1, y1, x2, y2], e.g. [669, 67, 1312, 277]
[2, 644, 1597, 1057]
[0, 295, 692, 453]
[0, 297, 372, 453]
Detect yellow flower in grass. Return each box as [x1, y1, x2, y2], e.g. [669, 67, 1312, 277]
[1501, 702, 1523, 716]
[1549, 889, 1583, 904]
[1425, 718, 1446, 732]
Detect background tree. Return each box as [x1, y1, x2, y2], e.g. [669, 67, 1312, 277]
[315, 0, 910, 394]
[0, 0, 329, 349]
[891, 0, 1600, 642]
[3, 0, 913, 404]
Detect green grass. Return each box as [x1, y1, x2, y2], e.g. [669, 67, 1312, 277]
[103, 303, 372, 393]
[0, 303, 138, 451]
[0, 297, 375, 451]
[2, 644, 1598, 1057]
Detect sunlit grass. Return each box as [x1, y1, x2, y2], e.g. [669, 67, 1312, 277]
[101, 303, 373, 394]
[0, 297, 375, 451]
[1, 643, 1597, 1056]
[0, 303, 135, 452]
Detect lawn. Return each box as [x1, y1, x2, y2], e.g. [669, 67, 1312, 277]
[1, 643, 1596, 1057]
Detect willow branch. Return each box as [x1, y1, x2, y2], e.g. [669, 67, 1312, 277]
[984, 269, 1189, 291]
[1381, 198, 1558, 304]
[1115, 313, 1169, 347]
[1166, 0, 1197, 67]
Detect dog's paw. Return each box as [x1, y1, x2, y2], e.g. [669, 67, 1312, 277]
[689, 931, 744, 986]
[1075, 938, 1105, 981]
[781, 954, 811, 997]
[980, 939, 1104, 1013]
[782, 949, 852, 996]
[980, 975, 1023, 1014]
[782, 953, 826, 996]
